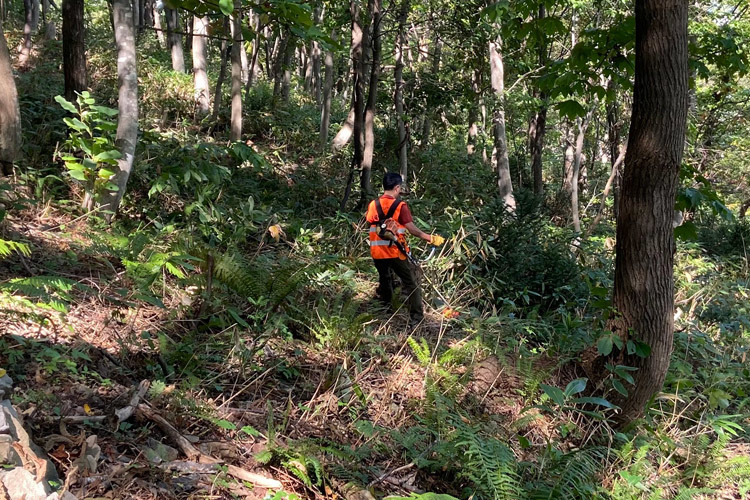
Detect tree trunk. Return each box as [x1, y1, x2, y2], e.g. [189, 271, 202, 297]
[62, 0, 87, 101]
[152, 2, 165, 47]
[311, 6, 323, 104]
[489, 36, 515, 212]
[211, 17, 230, 122]
[18, 0, 37, 66]
[132, 0, 139, 33]
[340, 0, 365, 211]
[529, 4, 547, 198]
[230, 11, 248, 84]
[319, 29, 335, 150]
[272, 30, 289, 101]
[607, 80, 622, 219]
[280, 34, 294, 103]
[230, 0, 242, 141]
[359, 0, 381, 207]
[41, 0, 55, 38]
[394, 0, 409, 185]
[571, 112, 591, 233]
[99, 0, 138, 220]
[611, 0, 689, 424]
[467, 69, 480, 156]
[192, 15, 209, 118]
[420, 35, 441, 147]
[244, 13, 261, 103]
[165, 7, 184, 73]
[0, 17, 21, 175]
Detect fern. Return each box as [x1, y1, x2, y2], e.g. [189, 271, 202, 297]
[526, 446, 607, 499]
[0, 239, 30, 259]
[0, 276, 78, 313]
[453, 422, 522, 500]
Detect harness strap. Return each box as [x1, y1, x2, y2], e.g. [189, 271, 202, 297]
[373, 198, 402, 223]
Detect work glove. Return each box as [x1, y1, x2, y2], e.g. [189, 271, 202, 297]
[430, 234, 445, 246]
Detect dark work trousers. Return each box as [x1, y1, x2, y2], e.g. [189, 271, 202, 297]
[373, 258, 423, 322]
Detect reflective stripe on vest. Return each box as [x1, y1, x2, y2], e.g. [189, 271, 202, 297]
[369, 227, 406, 234]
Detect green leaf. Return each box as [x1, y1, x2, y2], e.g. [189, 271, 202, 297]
[55, 95, 78, 114]
[674, 221, 698, 241]
[518, 435, 531, 449]
[93, 150, 122, 162]
[214, 419, 236, 430]
[90, 105, 119, 117]
[68, 169, 88, 181]
[103, 182, 120, 191]
[634, 341, 651, 358]
[572, 396, 618, 409]
[218, 0, 233, 16]
[597, 335, 613, 356]
[557, 99, 587, 120]
[540, 384, 566, 407]
[63, 117, 90, 133]
[98, 169, 116, 178]
[240, 425, 260, 437]
[564, 378, 587, 397]
[612, 378, 628, 396]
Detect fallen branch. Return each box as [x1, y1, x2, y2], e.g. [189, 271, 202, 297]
[136, 404, 282, 490]
[115, 379, 150, 425]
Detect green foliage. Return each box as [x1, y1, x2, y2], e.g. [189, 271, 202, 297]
[55, 92, 121, 204]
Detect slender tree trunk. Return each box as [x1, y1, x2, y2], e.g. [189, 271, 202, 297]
[561, 125, 574, 195]
[18, 0, 36, 66]
[192, 15, 209, 118]
[489, 36, 515, 212]
[607, 79, 622, 219]
[230, 0, 243, 141]
[311, 6, 323, 104]
[584, 145, 626, 238]
[272, 30, 289, 101]
[165, 7, 185, 73]
[340, 0, 365, 211]
[611, 0, 689, 424]
[143, 0, 153, 29]
[152, 2, 165, 47]
[99, 0, 138, 220]
[319, 29, 335, 150]
[571, 112, 591, 233]
[529, 4, 548, 197]
[244, 13, 262, 103]
[62, 0, 87, 101]
[421, 34, 441, 147]
[394, 0, 409, 185]
[132, 0, 139, 33]
[212, 17, 230, 122]
[281, 34, 294, 103]
[359, 0, 381, 207]
[42, 0, 55, 38]
[467, 69, 480, 156]
[230, 11, 248, 84]
[0, 17, 21, 175]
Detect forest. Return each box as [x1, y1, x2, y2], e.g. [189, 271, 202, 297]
[0, 0, 749, 498]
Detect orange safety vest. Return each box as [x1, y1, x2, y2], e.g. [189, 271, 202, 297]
[366, 196, 410, 260]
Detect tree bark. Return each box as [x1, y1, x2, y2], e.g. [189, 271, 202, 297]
[319, 29, 335, 150]
[152, 2, 165, 47]
[244, 13, 261, 103]
[230, 0, 243, 141]
[571, 112, 591, 233]
[62, 0, 87, 101]
[280, 34, 294, 103]
[489, 36, 515, 212]
[359, 0, 381, 207]
[311, 5, 323, 104]
[340, 0, 365, 211]
[192, 15, 209, 118]
[0, 17, 21, 175]
[611, 0, 689, 424]
[529, 3, 547, 198]
[165, 7, 184, 73]
[467, 68, 480, 156]
[272, 30, 289, 102]
[212, 17, 230, 122]
[18, 0, 38, 66]
[99, 0, 138, 220]
[394, 0, 409, 185]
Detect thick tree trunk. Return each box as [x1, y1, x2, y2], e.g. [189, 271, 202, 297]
[165, 8, 185, 73]
[611, 0, 689, 424]
[489, 37, 515, 212]
[359, 0, 381, 207]
[319, 29, 335, 150]
[230, 0, 243, 141]
[394, 0, 409, 185]
[0, 18, 21, 175]
[62, 0, 87, 101]
[211, 17, 230, 122]
[99, 0, 138, 220]
[192, 15, 210, 118]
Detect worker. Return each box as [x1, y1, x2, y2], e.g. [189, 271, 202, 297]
[365, 173, 445, 325]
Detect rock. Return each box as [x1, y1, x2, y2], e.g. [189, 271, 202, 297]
[73, 435, 101, 473]
[0, 467, 51, 500]
[0, 375, 13, 399]
[342, 483, 376, 500]
[0, 401, 60, 489]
